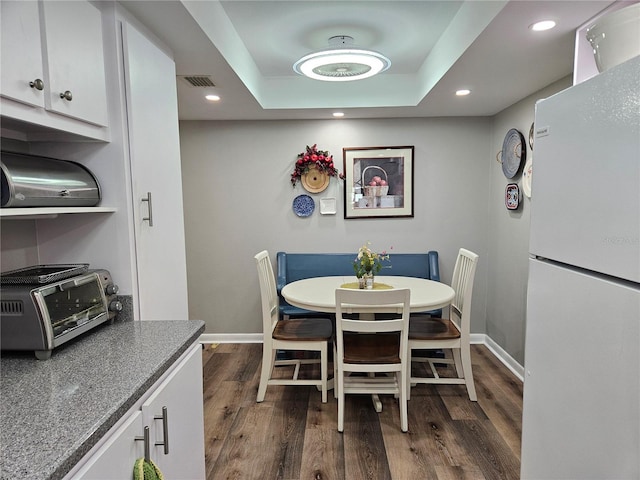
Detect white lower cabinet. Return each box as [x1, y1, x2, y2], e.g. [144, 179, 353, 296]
[142, 343, 206, 479]
[67, 343, 205, 479]
[69, 411, 145, 480]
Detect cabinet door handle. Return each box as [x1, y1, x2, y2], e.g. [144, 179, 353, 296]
[154, 406, 169, 454]
[29, 79, 44, 91]
[142, 192, 154, 226]
[59, 90, 73, 101]
[134, 425, 151, 463]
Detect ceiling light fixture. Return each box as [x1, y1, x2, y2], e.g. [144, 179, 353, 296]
[333, 112, 345, 117]
[293, 35, 391, 82]
[205, 94, 220, 102]
[456, 89, 471, 96]
[530, 20, 556, 31]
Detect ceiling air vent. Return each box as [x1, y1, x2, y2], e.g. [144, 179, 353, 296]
[179, 75, 216, 88]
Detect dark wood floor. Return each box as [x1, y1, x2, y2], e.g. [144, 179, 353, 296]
[202, 343, 522, 480]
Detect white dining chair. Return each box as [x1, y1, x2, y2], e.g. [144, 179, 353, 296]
[334, 288, 411, 432]
[408, 248, 479, 401]
[255, 250, 332, 403]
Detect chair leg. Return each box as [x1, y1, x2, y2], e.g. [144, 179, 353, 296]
[337, 369, 345, 432]
[333, 343, 339, 399]
[452, 348, 464, 378]
[320, 344, 328, 403]
[257, 347, 275, 402]
[406, 351, 412, 401]
[399, 370, 408, 432]
[460, 346, 477, 401]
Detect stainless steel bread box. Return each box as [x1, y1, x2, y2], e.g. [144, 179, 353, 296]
[1, 151, 101, 207]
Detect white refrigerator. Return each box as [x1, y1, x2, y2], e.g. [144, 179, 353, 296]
[521, 56, 640, 479]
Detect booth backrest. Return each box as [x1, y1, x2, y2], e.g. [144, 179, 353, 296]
[276, 251, 441, 318]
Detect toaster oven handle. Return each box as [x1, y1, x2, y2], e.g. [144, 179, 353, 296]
[59, 274, 95, 291]
[142, 192, 154, 227]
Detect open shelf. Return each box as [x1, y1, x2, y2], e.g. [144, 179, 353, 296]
[0, 206, 117, 220]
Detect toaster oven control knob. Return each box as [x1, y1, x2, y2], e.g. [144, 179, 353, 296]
[109, 300, 123, 313]
[105, 283, 119, 295]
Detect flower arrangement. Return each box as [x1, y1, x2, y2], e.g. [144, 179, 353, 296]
[353, 242, 391, 278]
[291, 144, 344, 187]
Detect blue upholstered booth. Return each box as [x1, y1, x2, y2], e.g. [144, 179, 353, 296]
[276, 251, 442, 319]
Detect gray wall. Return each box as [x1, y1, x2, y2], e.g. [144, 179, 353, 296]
[486, 77, 572, 364]
[180, 117, 493, 335]
[179, 79, 571, 365]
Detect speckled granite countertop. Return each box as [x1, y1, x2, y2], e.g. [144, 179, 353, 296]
[0, 320, 205, 480]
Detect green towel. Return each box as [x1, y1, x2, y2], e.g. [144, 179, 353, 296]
[133, 458, 164, 480]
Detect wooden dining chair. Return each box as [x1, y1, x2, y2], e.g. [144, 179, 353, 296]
[408, 248, 479, 401]
[334, 288, 411, 432]
[255, 250, 333, 403]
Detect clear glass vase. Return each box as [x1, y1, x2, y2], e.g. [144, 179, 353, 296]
[364, 272, 374, 289]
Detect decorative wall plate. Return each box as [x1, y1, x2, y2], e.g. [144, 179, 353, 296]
[301, 165, 330, 193]
[505, 183, 520, 210]
[319, 197, 336, 215]
[501, 128, 526, 179]
[293, 194, 315, 217]
[522, 158, 533, 198]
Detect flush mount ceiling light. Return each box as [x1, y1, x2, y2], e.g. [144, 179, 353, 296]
[530, 20, 556, 31]
[293, 35, 391, 82]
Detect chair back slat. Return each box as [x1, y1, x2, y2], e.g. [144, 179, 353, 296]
[255, 250, 279, 341]
[449, 248, 479, 335]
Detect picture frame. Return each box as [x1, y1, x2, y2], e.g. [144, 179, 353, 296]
[343, 146, 414, 219]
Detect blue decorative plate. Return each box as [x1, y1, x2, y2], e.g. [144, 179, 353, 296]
[293, 194, 315, 217]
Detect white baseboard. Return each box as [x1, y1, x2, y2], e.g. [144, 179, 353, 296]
[471, 333, 524, 382]
[200, 332, 524, 382]
[200, 333, 262, 344]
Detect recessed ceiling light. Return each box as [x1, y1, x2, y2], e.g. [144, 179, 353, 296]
[333, 112, 345, 117]
[530, 20, 556, 31]
[456, 89, 471, 96]
[205, 94, 220, 102]
[293, 35, 391, 82]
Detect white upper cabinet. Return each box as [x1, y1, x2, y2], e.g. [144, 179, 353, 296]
[1, 1, 45, 108]
[40, 1, 108, 127]
[0, 0, 109, 139]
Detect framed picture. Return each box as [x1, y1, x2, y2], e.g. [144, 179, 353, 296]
[343, 146, 414, 219]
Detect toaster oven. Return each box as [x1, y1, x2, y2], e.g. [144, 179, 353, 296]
[0, 266, 122, 359]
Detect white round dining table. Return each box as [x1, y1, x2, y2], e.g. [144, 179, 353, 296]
[281, 275, 454, 314]
[282, 275, 454, 413]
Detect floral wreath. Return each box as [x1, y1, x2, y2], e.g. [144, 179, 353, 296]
[290, 144, 344, 187]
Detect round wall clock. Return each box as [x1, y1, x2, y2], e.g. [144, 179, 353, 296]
[501, 128, 526, 179]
